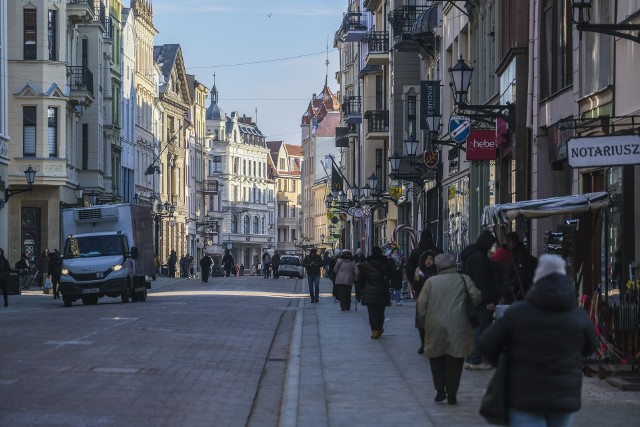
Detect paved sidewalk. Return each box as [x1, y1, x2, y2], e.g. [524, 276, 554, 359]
[285, 278, 640, 427]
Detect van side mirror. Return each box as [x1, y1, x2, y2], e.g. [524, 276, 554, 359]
[130, 247, 139, 259]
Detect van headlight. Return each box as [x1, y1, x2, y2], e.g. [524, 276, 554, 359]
[61, 268, 69, 275]
[112, 264, 123, 272]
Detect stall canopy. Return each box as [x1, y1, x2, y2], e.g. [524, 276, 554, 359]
[482, 192, 611, 226]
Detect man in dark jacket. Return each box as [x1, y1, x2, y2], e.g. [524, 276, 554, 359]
[358, 246, 395, 339]
[461, 230, 498, 369]
[222, 250, 234, 277]
[199, 253, 213, 283]
[271, 251, 281, 279]
[0, 248, 11, 307]
[168, 250, 177, 278]
[503, 232, 538, 302]
[353, 248, 366, 302]
[406, 229, 442, 289]
[48, 249, 63, 299]
[302, 248, 323, 303]
[479, 254, 597, 424]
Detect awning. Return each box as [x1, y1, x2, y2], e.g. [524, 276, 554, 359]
[482, 192, 611, 226]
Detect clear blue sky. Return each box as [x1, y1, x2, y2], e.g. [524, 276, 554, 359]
[152, 0, 343, 146]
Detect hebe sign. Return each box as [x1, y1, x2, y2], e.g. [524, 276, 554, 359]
[466, 130, 497, 161]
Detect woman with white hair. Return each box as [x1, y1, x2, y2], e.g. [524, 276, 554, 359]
[417, 252, 481, 405]
[479, 254, 597, 426]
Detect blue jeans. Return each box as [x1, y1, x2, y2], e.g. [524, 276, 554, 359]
[390, 288, 402, 304]
[507, 408, 576, 427]
[466, 305, 492, 365]
[307, 274, 320, 301]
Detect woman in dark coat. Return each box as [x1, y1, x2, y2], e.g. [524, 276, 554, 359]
[358, 246, 395, 339]
[37, 248, 50, 288]
[413, 250, 437, 354]
[0, 248, 11, 307]
[479, 254, 598, 426]
[222, 250, 234, 277]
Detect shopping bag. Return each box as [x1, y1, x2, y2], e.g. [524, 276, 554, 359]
[44, 277, 52, 289]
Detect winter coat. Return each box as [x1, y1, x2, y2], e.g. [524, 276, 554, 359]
[359, 255, 395, 307]
[303, 253, 323, 276]
[461, 230, 498, 306]
[389, 253, 404, 290]
[406, 237, 442, 287]
[478, 273, 598, 414]
[222, 253, 234, 269]
[48, 251, 63, 277]
[199, 255, 213, 270]
[0, 255, 10, 281]
[271, 253, 280, 268]
[504, 242, 538, 301]
[417, 267, 481, 358]
[38, 251, 50, 277]
[413, 260, 437, 329]
[333, 255, 359, 286]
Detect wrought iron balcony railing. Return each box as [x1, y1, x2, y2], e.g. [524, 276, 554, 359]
[364, 110, 389, 133]
[103, 17, 112, 39]
[388, 5, 430, 41]
[342, 96, 362, 118]
[365, 31, 389, 54]
[67, 66, 94, 96]
[68, 0, 95, 8]
[342, 12, 367, 32]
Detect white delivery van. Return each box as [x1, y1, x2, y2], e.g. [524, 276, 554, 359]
[59, 203, 154, 307]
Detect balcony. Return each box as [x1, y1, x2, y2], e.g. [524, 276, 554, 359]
[340, 12, 368, 42]
[364, 31, 389, 66]
[364, 110, 389, 140]
[67, 0, 95, 23]
[93, 1, 106, 28]
[67, 66, 94, 106]
[388, 5, 430, 51]
[204, 179, 219, 194]
[103, 17, 112, 39]
[342, 96, 362, 124]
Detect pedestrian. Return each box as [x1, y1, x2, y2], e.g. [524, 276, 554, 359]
[479, 254, 598, 426]
[262, 251, 272, 278]
[240, 264, 245, 276]
[406, 229, 442, 290]
[271, 251, 281, 279]
[417, 253, 481, 405]
[389, 247, 404, 306]
[353, 248, 366, 302]
[322, 250, 332, 279]
[302, 248, 323, 303]
[358, 246, 395, 339]
[199, 253, 213, 283]
[168, 250, 177, 278]
[222, 250, 234, 277]
[332, 250, 359, 311]
[461, 230, 498, 370]
[179, 255, 188, 278]
[15, 252, 30, 290]
[0, 248, 11, 307]
[503, 231, 538, 302]
[330, 249, 341, 302]
[48, 249, 63, 299]
[188, 255, 195, 278]
[153, 253, 161, 280]
[412, 250, 437, 354]
[37, 248, 50, 288]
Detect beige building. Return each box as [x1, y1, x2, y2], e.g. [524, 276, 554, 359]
[268, 141, 303, 255]
[153, 44, 192, 262]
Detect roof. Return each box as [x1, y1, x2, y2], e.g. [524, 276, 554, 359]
[153, 44, 179, 89]
[285, 144, 303, 157]
[301, 83, 340, 125]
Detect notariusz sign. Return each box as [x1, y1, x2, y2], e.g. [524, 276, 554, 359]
[567, 135, 640, 167]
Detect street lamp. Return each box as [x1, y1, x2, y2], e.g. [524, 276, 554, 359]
[1, 165, 37, 208]
[75, 185, 84, 202]
[571, 0, 640, 44]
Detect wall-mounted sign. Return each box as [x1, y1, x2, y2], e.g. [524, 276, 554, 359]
[420, 80, 440, 129]
[567, 135, 640, 167]
[449, 116, 471, 143]
[465, 130, 497, 161]
[335, 127, 350, 147]
[424, 150, 439, 168]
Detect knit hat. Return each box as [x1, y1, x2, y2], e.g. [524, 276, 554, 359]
[334, 248, 341, 256]
[434, 253, 456, 270]
[533, 254, 566, 284]
[356, 248, 362, 255]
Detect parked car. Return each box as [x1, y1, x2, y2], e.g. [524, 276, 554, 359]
[277, 255, 304, 279]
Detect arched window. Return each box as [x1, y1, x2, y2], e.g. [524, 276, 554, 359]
[244, 215, 250, 234]
[253, 216, 259, 234]
[231, 215, 238, 233]
[261, 217, 265, 234]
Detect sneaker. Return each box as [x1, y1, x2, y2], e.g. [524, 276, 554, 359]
[395, 301, 402, 306]
[370, 330, 381, 339]
[467, 363, 493, 370]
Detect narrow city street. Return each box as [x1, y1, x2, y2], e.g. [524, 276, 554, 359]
[1, 275, 639, 427]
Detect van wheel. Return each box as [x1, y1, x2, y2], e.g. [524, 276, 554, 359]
[121, 288, 130, 303]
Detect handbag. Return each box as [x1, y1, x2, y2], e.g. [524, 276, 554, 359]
[460, 274, 480, 328]
[479, 352, 509, 425]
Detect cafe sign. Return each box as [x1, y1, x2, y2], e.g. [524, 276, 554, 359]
[567, 135, 640, 167]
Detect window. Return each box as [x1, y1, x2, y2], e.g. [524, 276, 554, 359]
[375, 149, 383, 191]
[376, 75, 384, 110]
[541, 0, 572, 98]
[261, 217, 266, 234]
[48, 107, 58, 156]
[253, 217, 259, 234]
[244, 215, 250, 234]
[243, 159, 246, 175]
[231, 215, 238, 233]
[23, 106, 36, 156]
[407, 94, 417, 140]
[290, 206, 296, 218]
[82, 124, 88, 169]
[48, 10, 57, 60]
[253, 161, 256, 176]
[24, 9, 36, 60]
[210, 156, 222, 173]
[233, 157, 239, 174]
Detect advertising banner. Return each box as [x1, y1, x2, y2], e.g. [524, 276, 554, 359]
[465, 129, 497, 161]
[420, 80, 440, 130]
[335, 126, 350, 147]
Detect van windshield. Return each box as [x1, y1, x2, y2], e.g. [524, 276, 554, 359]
[64, 235, 126, 258]
[280, 257, 301, 266]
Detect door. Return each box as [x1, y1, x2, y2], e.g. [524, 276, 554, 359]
[21, 207, 41, 267]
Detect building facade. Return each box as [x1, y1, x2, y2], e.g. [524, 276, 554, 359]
[0, 0, 9, 251]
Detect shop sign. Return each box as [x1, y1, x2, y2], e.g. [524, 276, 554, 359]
[424, 149, 439, 168]
[420, 80, 440, 129]
[335, 127, 350, 147]
[465, 130, 497, 161]
[567, 135, 640, 167]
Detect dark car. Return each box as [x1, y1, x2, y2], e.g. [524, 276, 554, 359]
[277, 255, 304, 279]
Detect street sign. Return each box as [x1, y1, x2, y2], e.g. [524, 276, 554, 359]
[424, 149, 439, 168]
[449, 115, 471, 143]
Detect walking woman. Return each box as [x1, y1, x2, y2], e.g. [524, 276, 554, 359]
[389, 247, 404, 306]
[333, 250, 359, 311]
[358, 246, 395, 339]
[0, 248, 11, 307]
[412, 250, 437, 354]
[417, 253, 481, 405]
[479, 254, 597, 426]
[37, 248, 50, 288]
